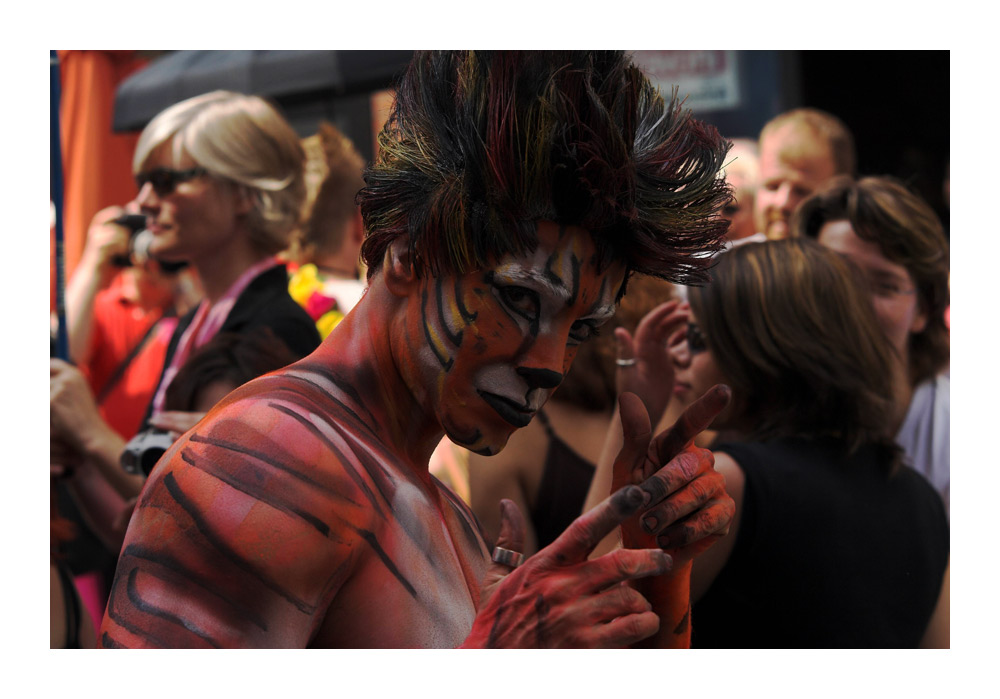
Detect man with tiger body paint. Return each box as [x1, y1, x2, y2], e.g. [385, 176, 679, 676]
[100, 51, 736, 648]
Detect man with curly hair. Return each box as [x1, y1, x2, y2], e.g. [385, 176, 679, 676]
[100, 51, 735, 648]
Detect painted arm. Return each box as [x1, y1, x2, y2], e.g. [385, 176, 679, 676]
[98, 397, 365, 648]
[606, 389, 735, 647]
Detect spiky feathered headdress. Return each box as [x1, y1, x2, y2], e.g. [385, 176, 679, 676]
[359, 51, 731, 288]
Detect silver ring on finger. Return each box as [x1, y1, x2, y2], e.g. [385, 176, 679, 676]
[491, 546, 525, 568]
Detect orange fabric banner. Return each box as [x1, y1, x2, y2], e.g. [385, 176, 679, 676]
[56, 51, 148, 287]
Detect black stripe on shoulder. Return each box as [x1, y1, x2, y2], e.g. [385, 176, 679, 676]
[180, 447, 342, 541]
[100, 631, 126, 648]
[266, 402, 389, 519]
[351, 526, 418, 600]
[120, 543, 270, 631]
[162, 472, 317, 615]
[125, 567, 222, 648]
[434, 477, 489, 553]
[187, 432, 352, 503]
[105, 579, 178, 649]
[283, 362, 381, 434]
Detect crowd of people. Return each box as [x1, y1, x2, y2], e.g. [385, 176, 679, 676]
[50, 50, 949, 649]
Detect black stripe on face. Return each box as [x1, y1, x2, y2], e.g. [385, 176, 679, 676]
[541, 256, 579, 309]
[436, 277, 464, 346]
[422, 286, 454, 371]
[543, 224, 580, 307]
[455, 276, 478, 324]
[483, 270, 525, 332]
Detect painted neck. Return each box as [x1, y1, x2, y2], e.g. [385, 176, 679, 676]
[316, 277, 445, 476]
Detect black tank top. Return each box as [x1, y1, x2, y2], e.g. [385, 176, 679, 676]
[692, 437, 949, 648]
[529, 410, 597, 550]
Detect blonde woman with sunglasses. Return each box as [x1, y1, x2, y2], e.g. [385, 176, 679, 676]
[51, 92, 320, 553]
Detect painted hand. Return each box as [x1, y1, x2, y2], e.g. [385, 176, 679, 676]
[614, 300, 689, 427]
[612, 386, 735, 567]
[464, 489, 672, 648]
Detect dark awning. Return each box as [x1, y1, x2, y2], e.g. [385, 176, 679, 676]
[113, 50, 413, 133]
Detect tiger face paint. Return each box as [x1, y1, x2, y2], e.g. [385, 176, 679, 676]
[399, 221, 624, 456]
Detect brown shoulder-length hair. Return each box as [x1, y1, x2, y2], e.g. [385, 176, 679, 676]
[793, 175, 950, 386]
[688, 239, 901, 470]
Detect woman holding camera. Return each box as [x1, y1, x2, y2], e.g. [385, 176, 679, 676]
[51, 92, 321, 552]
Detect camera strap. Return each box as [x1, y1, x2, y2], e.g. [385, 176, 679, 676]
[95, 313, 171, 406]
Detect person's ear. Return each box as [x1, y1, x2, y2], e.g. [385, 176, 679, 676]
[383, 238, 419, 297]
[232, 185, 255, 216]
[910, 304, 929, 335]
[351, 209, 365, 244]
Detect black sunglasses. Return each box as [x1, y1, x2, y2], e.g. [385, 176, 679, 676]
[135, 167, 207, 197]
[686, 322, 708, 355]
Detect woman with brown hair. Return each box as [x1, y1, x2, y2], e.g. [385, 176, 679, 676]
[793, 175, 950, 514]
[672, 239, 948, 647]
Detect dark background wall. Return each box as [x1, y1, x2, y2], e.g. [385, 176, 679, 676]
[798, 50, 949, 228]
[690, 50, 949, 230]
[115, 50, 950, 229]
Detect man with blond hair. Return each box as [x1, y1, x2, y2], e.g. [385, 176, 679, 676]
[754, 107, 855, 239]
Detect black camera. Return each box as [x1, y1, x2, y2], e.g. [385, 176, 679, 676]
[121, 429, 175, 477]
[110, 213, 187, 274]
[110, 214, 150, 268]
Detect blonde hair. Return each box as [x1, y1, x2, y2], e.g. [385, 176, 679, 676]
[133, 90, 306, 255]
[759, 108, 856, 176]
[289, 121, 366, 263]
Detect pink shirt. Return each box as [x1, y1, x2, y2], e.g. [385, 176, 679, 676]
[149, 257, 278, 417]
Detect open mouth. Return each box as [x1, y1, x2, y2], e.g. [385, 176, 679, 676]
[477, 390, 535, 428]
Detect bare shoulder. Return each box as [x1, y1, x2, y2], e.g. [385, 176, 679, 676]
[101, 372, 382, 648]
[711, 450, 746, 501]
